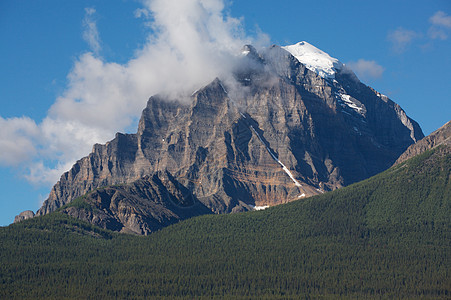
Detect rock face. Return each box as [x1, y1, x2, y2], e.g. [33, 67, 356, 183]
[14, 210, 35, 223]
[35, 43, 424, 231]
[61, 172, 211, 235]
[395, 121, 451, 165]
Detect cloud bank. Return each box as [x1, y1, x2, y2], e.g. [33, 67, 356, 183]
[0, 0, 264, 186]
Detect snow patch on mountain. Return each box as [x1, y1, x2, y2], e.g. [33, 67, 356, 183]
[282, 41, 343, 79]
[249, 125, 303, 188]
[335, 93, 365, 114]
[250, 205, 270, 211]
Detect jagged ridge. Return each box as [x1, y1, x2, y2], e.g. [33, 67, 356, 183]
[34, 42, 424, 228]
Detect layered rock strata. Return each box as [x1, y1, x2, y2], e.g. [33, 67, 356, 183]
[32, 44, 424, 231]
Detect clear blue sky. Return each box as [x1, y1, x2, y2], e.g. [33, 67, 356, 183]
[1, 0, 450, 226]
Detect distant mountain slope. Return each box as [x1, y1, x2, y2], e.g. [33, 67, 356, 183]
[34, 42, 423, 219]
[395, 120, 451, 165]
[2, 144, 449, 298]
[60, 172, 212, 235]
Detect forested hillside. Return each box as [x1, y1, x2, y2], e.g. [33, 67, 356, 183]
[1, 146, 449, 299]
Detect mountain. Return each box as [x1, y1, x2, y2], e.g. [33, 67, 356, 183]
[31, 41, 423, 229]
[61, 172, 212, 235]
[2, 143, 449, 298]
[395, 120, 451, 165]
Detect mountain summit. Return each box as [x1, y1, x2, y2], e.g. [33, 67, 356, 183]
[31, 42, 423, 233]
[282, 41, 344, 79]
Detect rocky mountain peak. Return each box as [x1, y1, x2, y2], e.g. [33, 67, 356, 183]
[241, 44, 259, 58]
[28, 41, 424, 233]
[282, 41, 344, 79]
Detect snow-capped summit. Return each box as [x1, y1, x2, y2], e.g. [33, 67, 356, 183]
[282, 41, 343, 79]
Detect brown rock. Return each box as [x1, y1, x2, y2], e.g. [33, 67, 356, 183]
[36, 45, 424, 229]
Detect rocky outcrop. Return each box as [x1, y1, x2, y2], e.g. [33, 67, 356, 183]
[395, 120, 451, 165]
[35, 44, 424, 230]
[14, 210, 35, 223]
[61, 172, 212, 235]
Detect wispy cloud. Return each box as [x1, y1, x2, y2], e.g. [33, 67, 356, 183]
[134, 8, 149, 18]
[388, 11, 451, 52]
[430, 11, 451, 28]
[82, 7, 101, 54]
[428, 11, 451, 40]
[346, 59, 385, 81]
[428, 27, 448, 40]
[0, 0, 267, 186]
[387, 27, 419, 53]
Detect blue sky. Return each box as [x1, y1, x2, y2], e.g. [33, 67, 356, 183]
[1, 0, 450, 225]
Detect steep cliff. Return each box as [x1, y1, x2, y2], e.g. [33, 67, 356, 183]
[395, 120, 451, 165]
[61, 172, 211, 235]
[34, 42, 424, 227]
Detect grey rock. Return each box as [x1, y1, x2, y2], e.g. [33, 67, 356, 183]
[14, 210, 35, 223]
[35, 44, 424, 232]
[61, 172, 212, 235]
[395, 120, 451, 165]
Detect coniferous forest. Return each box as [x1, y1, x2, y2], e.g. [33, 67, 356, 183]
[1, 147, 450, 299]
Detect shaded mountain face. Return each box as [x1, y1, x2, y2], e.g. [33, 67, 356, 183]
[61, 172, 212, 235]
[395, 120, 451, 165]
[35, 42, 424, 221]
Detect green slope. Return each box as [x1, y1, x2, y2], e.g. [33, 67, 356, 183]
[1, 146, 450, 299]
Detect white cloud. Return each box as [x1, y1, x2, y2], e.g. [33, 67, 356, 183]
[387, 11, 451, 52]
[82, 7, 101, 54]
[0, 117, 39, 166]
[0, 0, 267, 187]
[346, 59, 385, 81]
[134, 8, 149, 18]
[428, 11, 451, 40]
[25, 161, 74, 186]
[430, 11, 451, 28]
[387, 27, 419, 53]
[428, 27, 448, 40]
